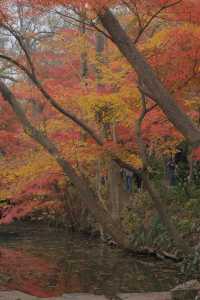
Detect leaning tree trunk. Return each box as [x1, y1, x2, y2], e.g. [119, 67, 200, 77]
[0, 80, 129, 249]
[97, 8, 198, 253]
[99, 9, 200, 148]
[135, 92, 190, 254]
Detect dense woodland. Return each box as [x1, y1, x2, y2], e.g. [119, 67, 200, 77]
[0, 0, 200, 265]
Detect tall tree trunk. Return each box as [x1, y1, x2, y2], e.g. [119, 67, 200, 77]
[0, 80, 129, 249]
[80, 10, 88, 79]
[95, 30, 106, 87]
[99, 9, 200, 147]
[95, 30, 128, 225]
[135, 93, 190, 254]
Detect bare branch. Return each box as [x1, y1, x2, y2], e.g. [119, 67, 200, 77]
[55, 10, 112, 40]
[1, 23, 36, 75]
[175, 58, 200, 92]
[134, 0, 183, 43]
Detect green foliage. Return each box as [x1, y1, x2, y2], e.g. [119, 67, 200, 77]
[185, 198, 200, 217]
[177, 219, 193, 235]
[123, 208, 141, 236]
[0, 199, 10, 207]
[144, 215, 171, 248]
[181, 248, 200, 276]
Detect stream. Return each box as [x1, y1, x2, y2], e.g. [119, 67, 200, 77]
[0, 224, 184, 297]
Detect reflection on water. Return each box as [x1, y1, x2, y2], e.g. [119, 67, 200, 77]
[0, 225, 182, 297]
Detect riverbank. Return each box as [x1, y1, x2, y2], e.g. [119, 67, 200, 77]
[0, 291, 171, 300]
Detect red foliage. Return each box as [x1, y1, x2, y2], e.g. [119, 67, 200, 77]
[0, 246, 65, 297]
[0, 0, 200, 226]
[0, 201, 41, 224]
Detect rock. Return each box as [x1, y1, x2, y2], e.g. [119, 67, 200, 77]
[171, 280, 200, 300]
[195, 293, 200, 300]
[176, 280, 200, 289]
[171, 289, 198, 300]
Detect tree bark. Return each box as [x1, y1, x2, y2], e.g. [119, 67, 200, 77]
[80, 10, 88, 79]
[99, 9, 200, 148]
[135, 93, 190, 254]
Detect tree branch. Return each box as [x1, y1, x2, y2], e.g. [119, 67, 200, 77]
[0, 80, 129, 249]
[99, 8, 200, 148]
[134, 0, 183, 44]
[135, 88, 190, 254]
[0, 53, 103, 146]
[1, 23, 36, 75]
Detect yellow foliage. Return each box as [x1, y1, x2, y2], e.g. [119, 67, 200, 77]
[125, 153, 143, 169]
[0, 149, 60, 199]
[143, 28, 171, 51]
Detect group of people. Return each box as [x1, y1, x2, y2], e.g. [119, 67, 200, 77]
[120, 167, 142, 193]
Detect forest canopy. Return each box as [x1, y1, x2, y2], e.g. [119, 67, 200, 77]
[0, 0, 199, 255]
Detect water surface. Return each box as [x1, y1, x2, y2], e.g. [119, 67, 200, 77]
[0, 224, 183, 297]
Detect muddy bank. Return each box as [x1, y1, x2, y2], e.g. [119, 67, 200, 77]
[0, 291, 171, 300]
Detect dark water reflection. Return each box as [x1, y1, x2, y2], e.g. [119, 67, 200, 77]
[0, 225, 183, 297]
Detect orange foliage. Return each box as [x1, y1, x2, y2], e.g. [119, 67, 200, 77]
[0, 0, 199, 223]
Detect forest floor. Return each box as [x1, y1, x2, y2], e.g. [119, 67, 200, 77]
[0, 291, 171, 300]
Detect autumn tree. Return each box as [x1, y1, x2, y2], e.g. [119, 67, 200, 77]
[0, 0, 200, 253]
